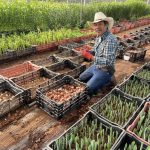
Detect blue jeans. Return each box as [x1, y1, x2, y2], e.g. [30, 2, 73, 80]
[79, 65, 112, 95]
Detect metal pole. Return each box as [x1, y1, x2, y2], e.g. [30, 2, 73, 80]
[80, 0, 83, 27]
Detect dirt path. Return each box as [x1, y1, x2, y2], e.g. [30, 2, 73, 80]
[0, 24, 150, 150]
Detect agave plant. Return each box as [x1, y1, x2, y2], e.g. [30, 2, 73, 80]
[94, 93, 138, 126]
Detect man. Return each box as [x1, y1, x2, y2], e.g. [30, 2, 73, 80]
[79, 12, 118, 95]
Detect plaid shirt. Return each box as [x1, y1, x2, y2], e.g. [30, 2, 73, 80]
[92, 30, 118, 72]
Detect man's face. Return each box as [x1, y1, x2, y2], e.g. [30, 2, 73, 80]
[92, 21, 107, 36]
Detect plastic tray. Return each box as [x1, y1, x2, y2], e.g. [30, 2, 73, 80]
[0, 78, 27, 117]
[90, 88, 144, 129]
[0, 61, 40, 78]
[44, 111, 125, 150]
[36, 75, 88, 119]
[10, 68, 58, 102]
[127, 102, 150, 146]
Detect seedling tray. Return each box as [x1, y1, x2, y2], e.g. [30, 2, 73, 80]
[127, 102, 150, 146]
[56, 46, 79, 60]
[117, 75, 150, 101]
[45, 111, 124, 150]
[36, 76, 88, 119]
[46, 59, 86, 79]
[90, 88, 144, 129]
[134, 63, 150, 82]
[10, 68, 58, 102]
[31, 55, 59, 67]
[111, 132, 149, 150]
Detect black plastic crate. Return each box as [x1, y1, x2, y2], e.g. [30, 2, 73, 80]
[111, 132, 149, 150]
[90, 88, 144, 129]
[31, 55, 59, 67]
[70, 55, 85, 64]
[46, 59, 86, 79]
[134, 63, 150, 82]
[36, 76, 88, 119]
[124, 47, 147, 62]
[59, 41, 85, 49]
[16, 47, 35, 58]
[0, 78, 26, 117]
[10, 68, 58, 103]
[0, 49, 16, 63]
[55, 47, 79, 60]
[117, 75, 150, 101]
[44, 111, 124, 150]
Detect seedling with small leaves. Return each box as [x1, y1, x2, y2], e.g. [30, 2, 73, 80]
[53, 116, 120, 150]
[136, 68, 150, 81]
[121, 77, 150, 98]
[94, 93, 139, 127]
[118, 141, 150, 150]
[133, 108, 150, 143]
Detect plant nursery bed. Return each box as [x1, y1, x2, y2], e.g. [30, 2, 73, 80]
[10, 68, 58, 101]
[112, 132, 150, 150]
[117, 75, 150, 100]
[0, 78, 27, 117]
[46, 59, 86, 79]
[0, 24, 150, 149]
[0, 61, 40, 78]
[127, 102, 150, 146]
[36, 76, 88, 119]
[46, 111, 124, 150]
[134, 63, 150, 82]
[31, 55, 59, 67]
[90, 89, 144, 129]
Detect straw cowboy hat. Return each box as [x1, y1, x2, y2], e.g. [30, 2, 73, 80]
[92, 12, 114, 30]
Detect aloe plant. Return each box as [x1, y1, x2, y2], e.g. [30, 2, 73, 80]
[121, 77, 150, 98]
[53, 117, 119, 150]
[94, 93, 138, 126]
[137, 68, 150, 80]
[133, 108, 150, 143]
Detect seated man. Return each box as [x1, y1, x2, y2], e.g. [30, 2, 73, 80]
[79, 12, 118, 95]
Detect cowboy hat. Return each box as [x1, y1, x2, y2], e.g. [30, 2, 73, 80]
[92, 12, 114, 30]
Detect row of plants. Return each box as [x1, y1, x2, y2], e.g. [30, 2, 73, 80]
[0, 0, 150, 33]
[0, 28, 93, 54]
[136, 68, 150, 81]
[120, 77, 150, 98]
[118, 141, 150, 150]
[93, 93, 139, 127]
[132, 109, 150, 143]
[53, 117, 119, 150]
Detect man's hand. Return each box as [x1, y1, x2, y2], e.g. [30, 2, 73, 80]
[81, 49, 93, 61]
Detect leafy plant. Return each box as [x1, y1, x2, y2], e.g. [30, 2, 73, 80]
[133, 108, 150, 143]
[137, 68, 150, 80]
[118, 141, 150, 150]
[121, 76, 150, 98]
[53, 116, 119, 150]
[94, 93, 138, 126]
[0, 28, 93, 54]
